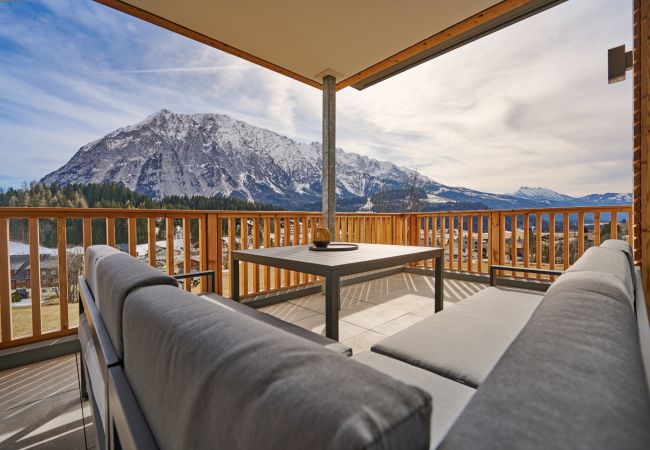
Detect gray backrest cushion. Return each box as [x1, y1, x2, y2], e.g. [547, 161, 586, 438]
[95, 252, 178, 359]
[84, 245, 121, 300]
[565, 246, 634, 308]
[123, 285, 432, 450]
[601, 239, 636, 297]
[441, 273, 650, 449]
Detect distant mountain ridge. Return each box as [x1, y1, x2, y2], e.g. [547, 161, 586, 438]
[42, 109, 632, 211]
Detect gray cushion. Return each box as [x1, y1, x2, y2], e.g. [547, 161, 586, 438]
[123, 285, 432, 450]
[353, 351, 475, 449]
[601, 239, 636, 297]
[441, 274, 650, 450]
[84, 245, 120, 300]
[372, 287, 543, 387]
[202, 293, 352, 355]
[95, 252, 178, 359]
[566, 246, 634, 308]
[546, 270, 632, 309]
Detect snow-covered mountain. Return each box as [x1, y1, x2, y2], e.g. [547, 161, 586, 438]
[42, 109, 632, 211]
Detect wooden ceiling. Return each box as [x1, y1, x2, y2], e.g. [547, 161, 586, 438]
[95, 0, 565, 90]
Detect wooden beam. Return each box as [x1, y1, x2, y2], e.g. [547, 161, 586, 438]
[337, 0, 552, 89]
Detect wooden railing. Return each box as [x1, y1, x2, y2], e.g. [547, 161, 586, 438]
[0, 205, 632, 348]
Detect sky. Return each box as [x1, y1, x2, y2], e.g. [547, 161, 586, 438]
[0, 0, 634, 196]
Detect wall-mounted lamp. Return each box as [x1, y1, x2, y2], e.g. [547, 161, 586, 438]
[608, 45, 633, 84]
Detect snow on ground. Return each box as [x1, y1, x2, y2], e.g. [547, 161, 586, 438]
[9, 241, 83, 256]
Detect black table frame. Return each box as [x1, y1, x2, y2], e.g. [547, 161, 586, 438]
[231, 245, 444, 341]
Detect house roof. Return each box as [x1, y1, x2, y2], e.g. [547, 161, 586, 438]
[96, 0, 564, 90]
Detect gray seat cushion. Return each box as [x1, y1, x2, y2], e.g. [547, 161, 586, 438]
[566, 246, 634, 308]
[202, 293, 351, 355]
[440, 272, 650, 450]
[372, 287, 544, 387]
[123, 285, 432, 450]
[84, 245, 120, 301]
[353, 352, 475, 449]
[95, 252, 178, 359]
[600, 239, 636, 296]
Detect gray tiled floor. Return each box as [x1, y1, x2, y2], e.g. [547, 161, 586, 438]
[260, 273, 487, 354]
[0, 274, 487, 449]
[0, 354, 95, 450]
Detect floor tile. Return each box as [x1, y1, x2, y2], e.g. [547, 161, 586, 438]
[339, 301, 415, 330]
[342, 331, 387, 355]
[292, 314, 368, 341]
[0, 389, 90, 450]
[288, 292, 370, 314]
[372, 313, 426, 336]
[259, 302, 319, 323]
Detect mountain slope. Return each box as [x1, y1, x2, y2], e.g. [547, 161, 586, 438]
[42, 110, 632, 210]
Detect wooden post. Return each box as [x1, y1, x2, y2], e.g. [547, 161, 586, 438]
[166, 218, 175, 276]
[635, 0, 650, 313]
[489, 211, 501, 276]
[148, 218, 157, 267]
[322, 74, 336, 236]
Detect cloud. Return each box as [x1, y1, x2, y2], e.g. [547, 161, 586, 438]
[0, 0, 634, 196]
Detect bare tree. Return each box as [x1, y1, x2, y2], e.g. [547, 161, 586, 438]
[405, 170, 423, 212]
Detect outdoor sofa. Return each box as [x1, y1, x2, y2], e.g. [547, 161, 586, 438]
[78, 241, 650, 449]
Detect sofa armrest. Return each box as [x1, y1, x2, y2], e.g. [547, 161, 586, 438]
[172, 270, 216, 294]
[490, 265, 563, 286]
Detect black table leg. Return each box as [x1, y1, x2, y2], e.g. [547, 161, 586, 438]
[434, 255, 444, 312]
[232, 257, 240, 302]
[325, 274, 340, 341]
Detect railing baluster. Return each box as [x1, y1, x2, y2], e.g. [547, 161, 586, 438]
[57, 218, 68, 331]
[549, 213, 556, 279]
[578, 211, 585, 257]
[478, 215, 483, 273]
[241, 217, 248, 296]
[611, 212, 618, 240]
[535, 213, 542, 280]
[183, 218, 192, 292]
[447, 216, 454, 270]
[253, 217, 260, 293]
[457, 215, 463, 271]
[563, 212, 570, 269]
[166, 218, 175, 276]
[128, 217, 137, 257]
[264, 216, 271, 291]
[467, 215, 473, 273]
[0, 218, 12, 343]
[628, 210, 633, 247]
[198, 217, 208, 292]
[148, 218, 157, 267]
[594, 212, 601, 246]
[107, 218, 116, 247]
[29, 218, 41, 337]
[301, 216, 309, 284]
[283, 217, 290, 287]
[83, 218, 92, 250]
[523, 213, 530, 278]
[511, 214, 517, 276]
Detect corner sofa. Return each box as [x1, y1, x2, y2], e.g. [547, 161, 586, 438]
[78, 241, 650, 449]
